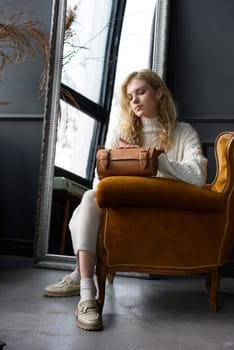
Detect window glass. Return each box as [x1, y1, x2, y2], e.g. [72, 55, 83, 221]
[56, 0, 156, 182]
[61, 0, 113, 103]
[107, 0, 156, 140]
[55, 100, 96, 178]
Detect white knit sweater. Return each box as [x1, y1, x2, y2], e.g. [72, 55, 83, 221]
[93, 117, 207, 188]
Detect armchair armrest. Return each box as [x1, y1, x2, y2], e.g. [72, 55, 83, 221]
[211, 131, 234, 194]
[96, 176, 226, 213]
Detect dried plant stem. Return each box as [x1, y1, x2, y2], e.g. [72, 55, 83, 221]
[0, 10, 49, 96]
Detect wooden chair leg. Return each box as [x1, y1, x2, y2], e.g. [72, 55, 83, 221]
[205, 273, 211, 292]
[207, 270, 220, 312]
[107, 272, 116, 284]
[96, 261, 107, 315]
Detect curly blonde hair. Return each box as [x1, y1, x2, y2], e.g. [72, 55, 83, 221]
[119, 69, 177, 151]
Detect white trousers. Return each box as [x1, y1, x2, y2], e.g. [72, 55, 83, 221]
[69, 189, 101, 254]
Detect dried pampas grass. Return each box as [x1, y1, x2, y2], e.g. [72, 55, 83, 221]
[0, 10, 49, 96]
[65, 5, 77, 40]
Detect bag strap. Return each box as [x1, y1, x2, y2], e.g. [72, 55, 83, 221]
[99, 149, 110, 170]
[139, 148, 149, 169]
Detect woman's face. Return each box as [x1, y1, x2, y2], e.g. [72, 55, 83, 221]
[126, 78, 162, 118]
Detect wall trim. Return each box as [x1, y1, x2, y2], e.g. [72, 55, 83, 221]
[181, 116, 234, 123]
[0, 114, 44, 121]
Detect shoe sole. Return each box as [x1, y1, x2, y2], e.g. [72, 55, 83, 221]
[76, 319, 103, 331]
[75, 310, 103, 331]
[43, 291, 80, 297]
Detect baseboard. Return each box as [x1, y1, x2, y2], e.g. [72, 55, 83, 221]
[0, 238, 34, 257]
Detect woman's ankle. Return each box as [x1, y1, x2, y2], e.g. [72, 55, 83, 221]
[69, 269, 80, 283]
[80, 278, 96, 302]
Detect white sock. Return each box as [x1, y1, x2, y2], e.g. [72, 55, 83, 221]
[80, 278, 96, 303]
[69, 269, 80, 283]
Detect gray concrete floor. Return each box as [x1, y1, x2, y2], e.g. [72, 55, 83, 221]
[1, 255, 234, 350]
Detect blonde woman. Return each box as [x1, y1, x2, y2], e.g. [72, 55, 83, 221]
[44, 69, 207, 331]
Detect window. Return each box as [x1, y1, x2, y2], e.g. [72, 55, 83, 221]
[55, 0, 156, 186]
[56, 101, 97, 178]
[55, 0, 126, 186]
[61, 0, 113, 104]
[107, 0, 156, 137]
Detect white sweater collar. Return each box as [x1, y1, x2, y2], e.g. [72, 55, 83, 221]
[141, 116, 160, 132]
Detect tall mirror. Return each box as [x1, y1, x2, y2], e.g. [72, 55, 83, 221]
[34, 0, 170, 269]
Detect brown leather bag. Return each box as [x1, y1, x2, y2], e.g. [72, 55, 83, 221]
[96, 147, 163, 180]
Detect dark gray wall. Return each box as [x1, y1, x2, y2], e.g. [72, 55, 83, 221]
[166, 0, 234, 183]
[166, 0, 234, 274]
[0, 120, 44, 254]
[0, 0, 53, 255]
[0, 0, 53, 114]
[1, 0, 234, 261]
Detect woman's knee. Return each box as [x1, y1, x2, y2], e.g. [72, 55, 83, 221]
[81, 189, 99, 213]
[69, 189, 99, 230]
[82, 189, 96, 203]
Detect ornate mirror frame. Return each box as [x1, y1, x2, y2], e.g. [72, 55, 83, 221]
[34, 0, 70, 269]
[34, 0, 170, 270]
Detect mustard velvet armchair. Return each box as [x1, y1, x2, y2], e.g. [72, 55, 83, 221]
[95, 131, 234, 313]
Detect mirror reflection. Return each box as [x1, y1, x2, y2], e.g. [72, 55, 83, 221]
[35, 0, 169, 267]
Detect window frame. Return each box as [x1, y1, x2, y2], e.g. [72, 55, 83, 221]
[59, 0, 127, 185]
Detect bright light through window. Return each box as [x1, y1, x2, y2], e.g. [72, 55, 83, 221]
[55, 0, 156, 180]
[55, 100, 96, 178]
[107, 0, 156, 141]
[61, 0, 112, 103]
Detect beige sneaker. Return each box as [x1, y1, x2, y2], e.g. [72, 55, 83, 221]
[76, 300, 103, 331]
[43, 275, 80, 297]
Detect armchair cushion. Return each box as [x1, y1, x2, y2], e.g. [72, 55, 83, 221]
[96, 176, 226, 213]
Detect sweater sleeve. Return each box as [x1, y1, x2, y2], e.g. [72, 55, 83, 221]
[158, 124, 208, 187]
